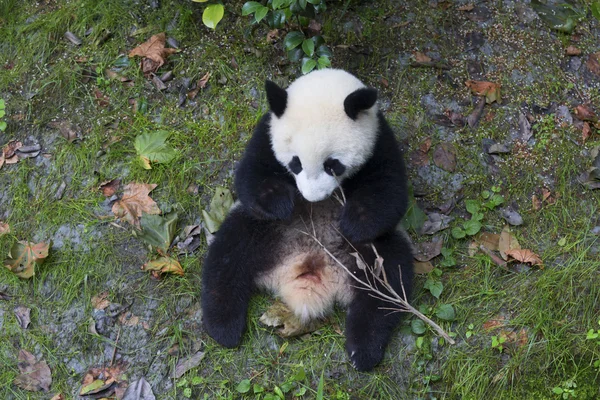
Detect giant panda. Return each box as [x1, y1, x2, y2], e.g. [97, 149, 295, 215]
[201, 69, 414, 371]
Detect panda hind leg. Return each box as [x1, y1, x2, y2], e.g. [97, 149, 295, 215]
[201, 209, 277, 348]
[344, 232, 414, 371]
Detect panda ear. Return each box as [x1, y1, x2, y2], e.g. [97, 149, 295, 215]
[344, 88, 378, 120]
[265, 80, 287, 118]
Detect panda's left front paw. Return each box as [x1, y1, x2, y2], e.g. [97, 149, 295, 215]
[340, 202, 377, 243]
[346, 341, 384, 372]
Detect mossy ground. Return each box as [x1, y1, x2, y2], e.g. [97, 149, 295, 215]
[1, 0, 600, 399]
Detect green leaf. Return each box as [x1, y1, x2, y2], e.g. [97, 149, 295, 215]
[183, 387, 192, 398]
[301, 58, 317, 74]
[298, 0, 307, 9]
[202, 187, 234, 233]
[0, 99, 5, 109]
[465, 199, 480, 215]
[134, 130, 177, 169]
[139, 212, 178, 252]
[242, 1, 263, 15]
[302, 38, 315, 56]
[593, 1, 600, 21]
[471, 212, 484, 221]
[311, 35, 324, 49]
[401, 195, 427, 233]
[0, 121, 6, 132]
[316, 45, 332, 58]
[424, 279, 443, 298]
[316, 372, 324, 400]
[451, 227, 466, 239]
[411, 319, 426, 335]
[254, 6, 269, 22]
[306, 0, 320, 4]
[317, 56, 330, 69]
[203, 4, 225, 29]
[531, 0, 581, 33]
[266, 9, 286, 28]
[274, 386, 285, 399]
[0, 109, 5, 118]
[236, 379, 251, 393]
[294, 387, 307, 396]
[291, 367, 306, 382]
[552, 387, 564, 395]
[192, 0, 209, 2]
[463, 220, 482, 236]
[284, 31, 304, 50]
[253, 384, 265, 393]
[287, 47, 304, 62]
[435, 304, 455, 321]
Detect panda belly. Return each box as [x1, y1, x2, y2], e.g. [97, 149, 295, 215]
[255, 198, 353, 322]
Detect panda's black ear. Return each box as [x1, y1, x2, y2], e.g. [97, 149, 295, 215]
[344, 88, 378, 120]
[265, 80, 287, 118]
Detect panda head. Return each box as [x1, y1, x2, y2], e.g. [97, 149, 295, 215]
[266, 69, 379, 202]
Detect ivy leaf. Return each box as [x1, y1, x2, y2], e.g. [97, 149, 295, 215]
[451, 227, 466, 239]
[424, 278, 443, 298]
[435, 304, 456, 321]
[463, 220, 482, 236]
[138, 212, 178, 252]
[242, 1, 263, 15]
[465, 199, 480, 215]
[287, 47, 304, 62]
[284, 31, 304, 51]
[134, 131, 177, 169]
[4, 241, 51, 279]
[411, 319, 426, 335]
[302, 39, 315, 57]
[202, 4, 225, 29]
[236, 379, 251, 394]
[301, 58, 317, 74]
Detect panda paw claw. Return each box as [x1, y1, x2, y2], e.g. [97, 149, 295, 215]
[252, 179, 295, 220]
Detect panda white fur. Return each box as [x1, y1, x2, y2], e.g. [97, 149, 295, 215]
[201, 69, 414, 371]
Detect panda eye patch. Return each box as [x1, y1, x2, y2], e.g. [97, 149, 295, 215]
[288, 156, 303, 174]
[324, 158, 346, 176]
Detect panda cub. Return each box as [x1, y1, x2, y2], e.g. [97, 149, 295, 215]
[201, 69, 414, 371]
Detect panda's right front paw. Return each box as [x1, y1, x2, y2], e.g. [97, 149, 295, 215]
[252, 178, 295, 220]
[204, 312, 246, 348]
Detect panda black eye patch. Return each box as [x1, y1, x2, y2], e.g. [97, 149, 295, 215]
[324, 158, 346, 176]
[288, 156, 303, 174]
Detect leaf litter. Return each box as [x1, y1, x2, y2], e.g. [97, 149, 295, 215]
[128, 33, 178, 77]
[4, 241, 51, 279]
[111, 183, 161, 226]
[14, 349, 52, 392]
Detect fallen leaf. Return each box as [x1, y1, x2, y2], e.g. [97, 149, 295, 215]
[99, 178, 121, 197]
[48, 120, 80, 142]
[134, 131, 176, 169]
[142, 255, 184, 276]
[14, 306, 31, 329]
[467, 97, 486, 128]
[582, 122, 592, 143]
[573, 104, 597, 122]
[50, 394, 65, 400]
[118, 311, 141, 326]
[187, 72, 211, 100]
[458, 4, 474, 11]
[138, 212, 178, 252]
[259, 300, 324, 337]
[14, 349, 52, 392]
[413, 238, 443, 262]
[420, 212, 453, 235]
[505, 249, 543, 267]
[0, 221, 9, 235]
[91, 291, 110, 310]
[498, 226, 521, 261]
[3, 140, 22, 158]
[565, 46, 581, 56]
[122, 377, 155, 400]
[478, 233, 500, 251]
[4, 241, 51, 279]
[531, 0, 580, 33]
[80, 363, 128, 398]
[413, 261, 434, 274]
[413, 51, 432, 63]
[465, 80, 501, 104]
[128, 33, 178, 77]
[483, 316, 506, 331]
[433, 143, 457, 172]
[532, 195, 542, 211]
[93, 88, 110, 107]
[202, 187, 234, 233]
[111, 183, 160, 227]
[172, 351, 205, 378]
[409, 149, 429, 167]
[586, 53, 600, 77]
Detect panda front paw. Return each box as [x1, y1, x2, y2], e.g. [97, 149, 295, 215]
[204, 311, 245, 348]
[346, 341, 385, 372]
[339, 202, 377, 243]
[251, 178, 295, 220]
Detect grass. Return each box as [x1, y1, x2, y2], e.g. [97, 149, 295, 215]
[1, 0, 600, 399]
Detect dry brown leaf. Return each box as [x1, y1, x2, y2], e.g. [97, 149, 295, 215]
[99, 178, 121, 197]
[266, 29, 280, 43]
[465, 80, 501, 103]
[433, 142, 457, 172]
[111, 183, 160, 226]
[499, 226, 521, 261]
[187, 72, 211, 100]
[565, 45, 581, 56]
[93, 88, 109, 107]
[14, 349, 52, 392]
[413, 238, 443, 262]
[478, 232, 500, 251]
[419, 137, 432, 153]
[0, 149, 5, 170]
[414, 260, 434, 274]
[80, 363, 128, 397]
[574, 104, 597, 122]
[505, 249, 543, 267]
[413, 51, 432, 63]
[4, 140, 22, 160]
[532, 195, 541, 211]
[409, 149, 429, 167]
[586, 53, 600, 77]
[583, 122, 592, 143]
[142, 255, 184, 276]
[172, 351, 206, 378]
[14, 306, 31, 329]
[458, 4, 474, 11]
[50, 394, 65, 400]
[0, 221, 9, 235]
[48, 120, 80, 142]
[4, 241, 51, 279]
[118, 311, 141, 326]
[128, 33, 178, 77]
[483, 316, 506, 331]
[91, 291, 110, 310]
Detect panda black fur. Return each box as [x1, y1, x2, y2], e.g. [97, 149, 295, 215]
[201, 69, 414, 371]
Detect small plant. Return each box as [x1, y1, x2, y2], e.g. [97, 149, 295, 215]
[491, 335, 507, 352]
[95, 66, 110, 88]
[452, 188, 504, 239]
[439, 247, 457, 267]
[465, 323, 475, 339]
[192, 0, 225, 29]
[235, 366, 308, 398]
[242, 0, 332, 74]
[0, 98, 7, 132]
[586, 319, 600, 344]
[552, 379, 577, 399]
[424, 268, 443, 298]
